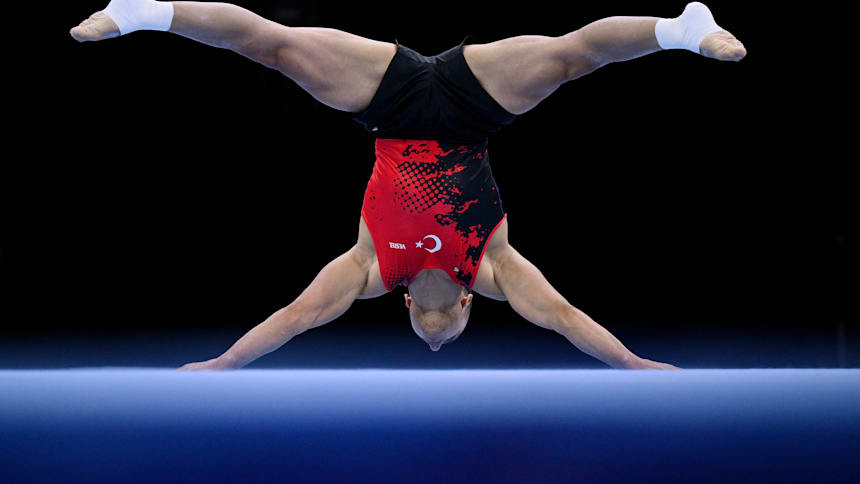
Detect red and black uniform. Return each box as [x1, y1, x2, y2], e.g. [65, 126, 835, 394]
[353, 38, 517, 291]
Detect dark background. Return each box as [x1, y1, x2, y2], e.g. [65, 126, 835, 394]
[2, 1, 853, 368]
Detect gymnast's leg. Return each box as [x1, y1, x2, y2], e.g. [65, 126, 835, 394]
[70, 1, 396, 113]
[464, 2, 746, 115]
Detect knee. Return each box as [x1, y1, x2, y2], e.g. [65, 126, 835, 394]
[243, 23, 295, 70]
[555, 32, 605, 81]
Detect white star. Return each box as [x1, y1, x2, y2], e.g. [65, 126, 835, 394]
[415, 241, 423, 248]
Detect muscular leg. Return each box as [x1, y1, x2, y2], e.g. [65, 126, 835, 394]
[464, 3, 746, 115]
[70, 1, 395, 112]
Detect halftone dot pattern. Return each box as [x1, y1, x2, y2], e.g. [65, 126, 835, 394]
[384, 265, 411, 290]
[393, 143, 467, 215]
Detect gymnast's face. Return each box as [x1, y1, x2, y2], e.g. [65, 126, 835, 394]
[405, 289, 473, 351]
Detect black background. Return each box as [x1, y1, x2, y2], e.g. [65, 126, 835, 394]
[2, 1, 854, 368]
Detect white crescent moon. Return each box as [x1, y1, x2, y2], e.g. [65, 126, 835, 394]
[422, 234, 442, 253]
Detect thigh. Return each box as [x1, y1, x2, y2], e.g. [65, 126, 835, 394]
[271, 27, 396, 113]
[463, 34, 597, 115]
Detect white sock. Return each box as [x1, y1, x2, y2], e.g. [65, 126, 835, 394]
[103, 0, 174, 35]
[654, 2, 723, 53]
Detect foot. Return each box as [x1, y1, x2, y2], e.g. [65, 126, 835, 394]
[70, 11, 120, 42]
[70, 0, 173, 41]
[699, 30, 747, 61]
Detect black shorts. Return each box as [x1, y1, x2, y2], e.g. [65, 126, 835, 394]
[352, 38, 517, 145]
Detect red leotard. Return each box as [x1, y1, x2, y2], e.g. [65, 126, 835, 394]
[361, 138, 507, 291]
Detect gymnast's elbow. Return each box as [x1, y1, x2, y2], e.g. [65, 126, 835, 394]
[262, 300, 317, 338]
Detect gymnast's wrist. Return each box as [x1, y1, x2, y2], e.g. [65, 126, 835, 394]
[614, 354, 644, 369]
[214, 354, 242, 370]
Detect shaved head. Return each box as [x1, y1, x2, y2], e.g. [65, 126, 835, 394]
[405, 286, 473, 351]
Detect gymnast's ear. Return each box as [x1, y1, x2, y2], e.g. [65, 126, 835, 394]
[460, 292, 473, 309]
[404, 293, 412, 308]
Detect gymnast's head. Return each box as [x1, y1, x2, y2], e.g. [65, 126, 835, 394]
[405, 285, 473, 351]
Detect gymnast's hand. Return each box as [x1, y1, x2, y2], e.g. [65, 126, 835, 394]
[629, 357, 682, 370]
[176, 357, 233, 371]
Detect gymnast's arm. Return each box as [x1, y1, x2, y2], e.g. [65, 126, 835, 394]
[177, 245, 378, 370]
[486, 244, 680, 370]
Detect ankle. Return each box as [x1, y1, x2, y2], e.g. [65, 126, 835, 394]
[654, 2, 722, 53]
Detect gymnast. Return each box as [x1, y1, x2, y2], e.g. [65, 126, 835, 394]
[71, 1, 745, 370]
